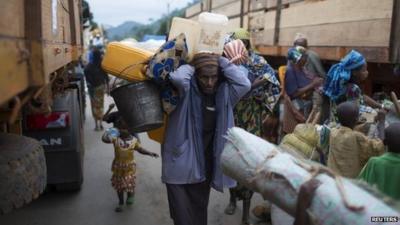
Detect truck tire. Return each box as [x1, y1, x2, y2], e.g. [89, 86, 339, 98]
[0, 133, 47, 214]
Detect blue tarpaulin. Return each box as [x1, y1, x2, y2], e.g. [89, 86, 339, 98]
[142, 35, 166, 42]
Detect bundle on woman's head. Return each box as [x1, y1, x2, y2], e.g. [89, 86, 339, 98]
[223, 39, 248, 65]
[191, 53, 220, 75]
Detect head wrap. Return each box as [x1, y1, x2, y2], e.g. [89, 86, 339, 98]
[223, 39, 248, 65]
[287, 46, 306, 64]
[294, 33, 307, 42]
[192, 53, 219, 68]
[323, 50, 366, 101]
[232, 28, 250, 40]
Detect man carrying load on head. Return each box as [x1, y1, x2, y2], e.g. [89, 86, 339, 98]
[162, 53, 251, 225]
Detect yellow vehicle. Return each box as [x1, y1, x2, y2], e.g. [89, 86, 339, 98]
[0, 0, 85, 214]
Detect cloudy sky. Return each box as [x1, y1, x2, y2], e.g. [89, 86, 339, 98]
[87, 0, 194, 27]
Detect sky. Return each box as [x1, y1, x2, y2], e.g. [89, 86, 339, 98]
[87, 0, 194, 27]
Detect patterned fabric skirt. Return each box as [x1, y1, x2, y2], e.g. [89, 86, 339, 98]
[111, 160, 136, 193]
[89, 84, 105, 120]
[234, 98, 269, 137]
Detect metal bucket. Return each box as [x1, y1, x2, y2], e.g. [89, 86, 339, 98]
[111, 81, 163, 133]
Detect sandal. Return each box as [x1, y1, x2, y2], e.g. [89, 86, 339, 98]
[224, 202, 236, 215]
[126, 196, 134, 205]
[115, 205, 123, 212]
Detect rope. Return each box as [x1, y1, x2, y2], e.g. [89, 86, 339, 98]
[296, 161, 365, 212]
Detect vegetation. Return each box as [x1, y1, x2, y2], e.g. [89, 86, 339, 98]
[106, 6, 186, 41]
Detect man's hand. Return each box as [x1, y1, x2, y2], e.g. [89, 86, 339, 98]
[252, 76, 268, 89]
[375, 109, 386, 123]
[149, 152, 159, 158]
[312, 77, 323, 88]
[294, 178, 321, 225]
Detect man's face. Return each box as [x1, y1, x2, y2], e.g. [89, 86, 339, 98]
[197, 70, 219, 95]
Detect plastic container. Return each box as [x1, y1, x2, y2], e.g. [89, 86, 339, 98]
[197, 12, 229, 55]
[111, 81, 163, 133]
[168, 17, 200, 60]
[101, 42, 153, 82]
[147, 115, 167, 144]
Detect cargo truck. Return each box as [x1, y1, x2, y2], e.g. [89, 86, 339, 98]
[185, 0, 400, 95]
[0, 0, 86, 214]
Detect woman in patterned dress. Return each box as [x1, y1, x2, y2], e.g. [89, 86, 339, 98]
[84, 48, 109, 131]
[223, 29, 281, 225]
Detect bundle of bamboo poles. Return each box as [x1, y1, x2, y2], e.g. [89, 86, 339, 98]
[221, 127, 400, 225]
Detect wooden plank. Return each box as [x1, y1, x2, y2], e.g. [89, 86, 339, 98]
[227, 17, 241, 32]
[278, 19, 392, 47]
[212, 0, 238, 8]
[38, 0, 72, 43]
[255, 45, 390, 63]
[248, 11, 265, 30]
[279, 0, 393, 28]
[249, 0, 266, 12]
[266, 0, 302, 9]
[0, 0, 25, 38]
[0, 39, 29, 105]
[27, 40, 46, 86]
[25, 0, 43, 41]
[249, 10, 275, 45]
[69, 0, 82, 46]
[273, 0, 282, 45]
[390, 0, 400, 63]
[43, 43, 72, 77]
[212, 1, 241, 17]
[59, 0, 72, 44]
[75, 0, 82, 45]
[186, 3, 202, 18]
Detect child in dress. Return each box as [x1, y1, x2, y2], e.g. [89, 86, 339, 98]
[102, 104, 159, 212]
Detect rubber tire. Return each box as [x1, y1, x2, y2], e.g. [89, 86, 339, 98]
[0, 133, 47, 214]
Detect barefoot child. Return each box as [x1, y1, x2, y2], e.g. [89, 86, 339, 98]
[102, 105, 159, 212]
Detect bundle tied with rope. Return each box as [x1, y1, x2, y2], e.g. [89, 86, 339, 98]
[221, 127, 400, 225]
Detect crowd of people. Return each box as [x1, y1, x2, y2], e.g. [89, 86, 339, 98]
[83, 28, 400, 225]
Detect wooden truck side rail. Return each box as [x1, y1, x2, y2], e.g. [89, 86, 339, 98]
[0, 0, 83, 107]
[185, 0, 400, 64]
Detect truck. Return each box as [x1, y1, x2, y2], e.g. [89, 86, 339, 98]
[185, 0, 400, 96]
[0, 0, 86, 214]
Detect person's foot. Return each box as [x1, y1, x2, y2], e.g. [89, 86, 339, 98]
[126, 196, 134, 205]
[115, 205, 123, 212]
[252, 205, 271, 222]
[224, 202, 236, 215]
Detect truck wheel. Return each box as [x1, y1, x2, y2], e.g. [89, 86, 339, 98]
[0, 133, 47, 214]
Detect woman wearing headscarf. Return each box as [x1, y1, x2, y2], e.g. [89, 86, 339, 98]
[223, 29, 281, 225]
[323, 50, 384, 123]
[283, 46, 323, 133]
[84, 47, 109, 131]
